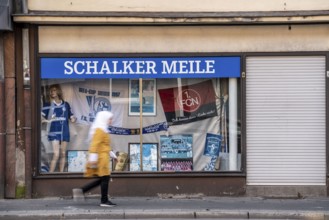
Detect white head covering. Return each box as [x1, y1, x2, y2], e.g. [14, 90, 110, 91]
[87, 111, 114, 142]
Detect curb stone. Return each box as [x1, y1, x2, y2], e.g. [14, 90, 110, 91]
[0, 210, 124, 220]
[249, 210, 325, 220]
[124, 210, 195, 219]
[195, 210, 249, 219]
[1, 210, 328, 219]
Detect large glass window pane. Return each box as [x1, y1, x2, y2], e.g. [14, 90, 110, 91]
[39, 77, 241, 173]
[139, 78, 241, 172]
[40, 79, 139, 173]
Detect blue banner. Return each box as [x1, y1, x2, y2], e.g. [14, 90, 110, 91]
[41, 57, 240, 79]
[204, 133, 222, 157]
[108, 122, 168, 135]
[143, 122, 168, 134]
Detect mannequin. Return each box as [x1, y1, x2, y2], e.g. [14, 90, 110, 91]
[42, 84, 77, 172]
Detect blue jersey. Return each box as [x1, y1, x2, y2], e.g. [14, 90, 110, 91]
[42, 101, 74, 142]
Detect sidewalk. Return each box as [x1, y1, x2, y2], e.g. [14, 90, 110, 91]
[0, 196, 329, 219]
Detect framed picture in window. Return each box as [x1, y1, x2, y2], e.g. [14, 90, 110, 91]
[159, 134, 193, 171]
[67, 150, 88, 172]
[159, 134, 193, 159]
[128, 79, 156, 116]
[128, 143, 158, 171]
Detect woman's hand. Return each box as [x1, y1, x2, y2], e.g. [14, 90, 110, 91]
[87, 161, 98, 169]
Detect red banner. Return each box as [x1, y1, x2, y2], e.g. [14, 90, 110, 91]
[158, 80, 217, 125]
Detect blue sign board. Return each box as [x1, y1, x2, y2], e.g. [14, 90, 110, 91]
[41, 57, 240, 79]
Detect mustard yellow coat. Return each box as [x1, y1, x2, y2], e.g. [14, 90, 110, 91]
[84, 128, 112, 177]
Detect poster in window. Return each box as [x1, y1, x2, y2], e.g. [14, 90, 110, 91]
[160, 134, 193, 171]
[204, 133, 222, 157]
[158, 80, 217, 125]
[129, 79, 156, 116]
[160, 134, 193, 159]
[129, 143, 158, 171]
[67, 150, 87, 172]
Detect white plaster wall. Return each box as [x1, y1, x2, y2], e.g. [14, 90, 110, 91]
[39, 25, 329, 53]
[28, 0, 329, 12]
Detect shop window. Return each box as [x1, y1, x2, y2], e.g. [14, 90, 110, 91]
[39, 56, 241, 174]
[39, 78, 241, 173]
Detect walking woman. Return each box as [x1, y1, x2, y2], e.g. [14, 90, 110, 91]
[73, 111, 116, 207]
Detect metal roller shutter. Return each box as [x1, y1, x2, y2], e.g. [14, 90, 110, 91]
[246, 56, 326, 185]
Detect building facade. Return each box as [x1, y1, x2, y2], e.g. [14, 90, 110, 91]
[0, 0, 328, 198]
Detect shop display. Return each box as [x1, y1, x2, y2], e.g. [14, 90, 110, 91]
[129, 79, 156, 116]
[204, 133, 222, 157]
[203, 133, 222, 171]
[160, 160, 193, 171]
[39, 77, 241, 173]
[158, 80, 217, 126]
[160, 134, 193, 171]
[41, 84, 77, 172]
[67, 150, 88, 172]
[129, 143, 158, 171]
[113, 152, 129, 171]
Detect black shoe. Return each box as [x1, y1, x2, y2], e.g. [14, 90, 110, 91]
[100, 201, 117, 207]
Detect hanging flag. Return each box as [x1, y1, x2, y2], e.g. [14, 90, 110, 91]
[71, 82, 124, 127]
[158, 80, 218, 126]
[108, 122, 168, 135]
[204, 133, 222, 157]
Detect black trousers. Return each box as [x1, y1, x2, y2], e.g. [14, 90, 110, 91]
[82, 175, 110, 203]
